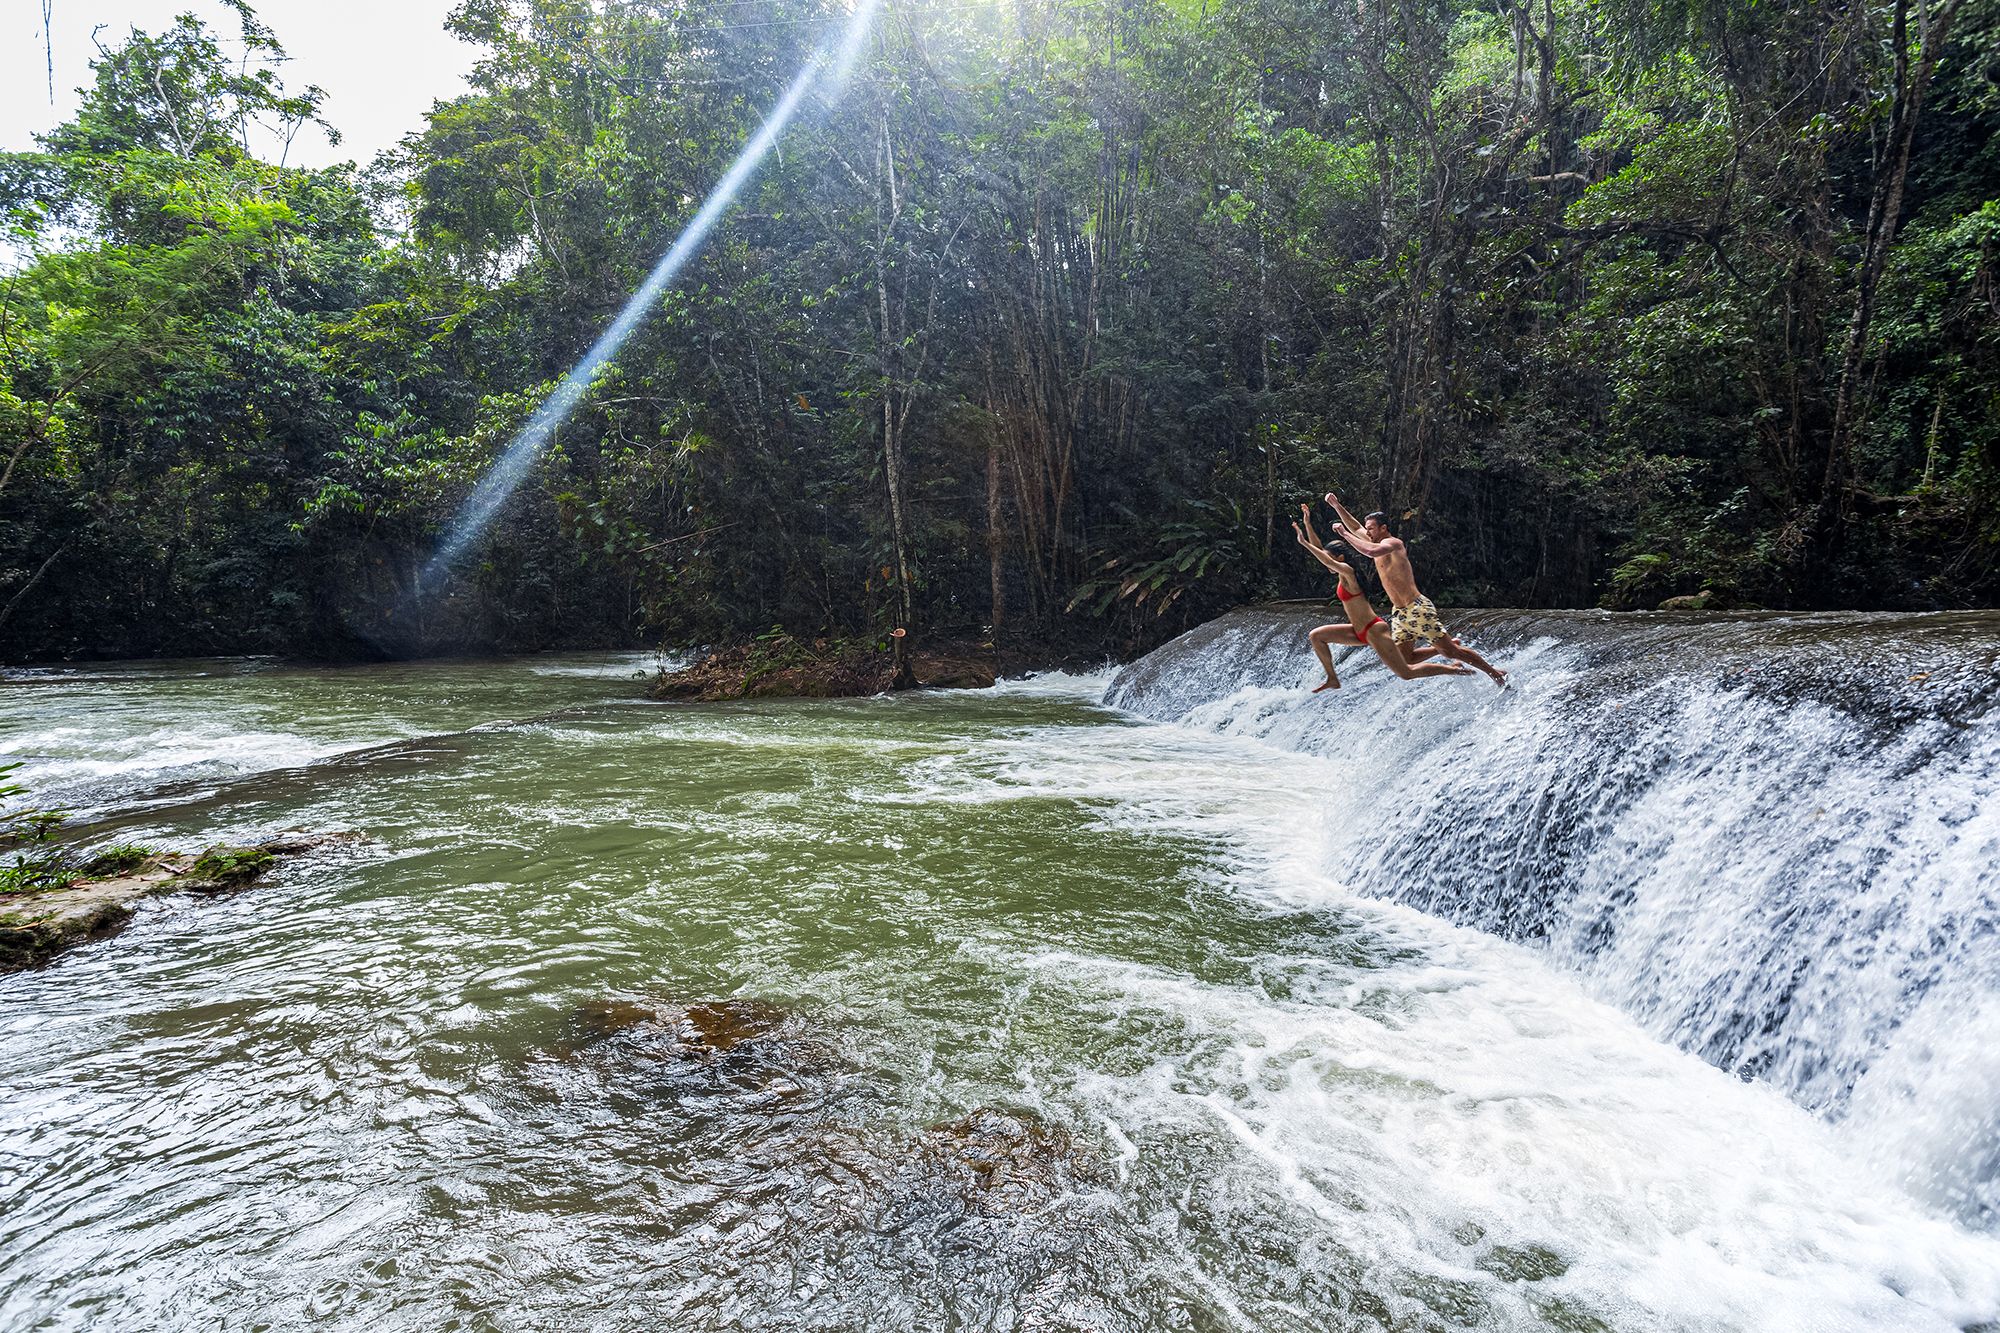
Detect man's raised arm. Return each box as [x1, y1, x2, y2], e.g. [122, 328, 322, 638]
[1335, 526, 1400, 558]
[1325, 490, 1367, 534]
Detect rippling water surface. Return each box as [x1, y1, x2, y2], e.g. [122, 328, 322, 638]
[2, 656, 1996, 1331]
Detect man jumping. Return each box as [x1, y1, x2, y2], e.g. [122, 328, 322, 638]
[1322, 491, 1508, 687]
[1294, 506, 1469, 692]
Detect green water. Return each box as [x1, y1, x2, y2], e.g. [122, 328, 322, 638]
[2, 658, 1995, 1331]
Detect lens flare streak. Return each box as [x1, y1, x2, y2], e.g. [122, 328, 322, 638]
[422, 0, 885, 588]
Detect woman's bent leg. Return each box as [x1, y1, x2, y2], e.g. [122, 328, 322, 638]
[1309, 624, 1360, 691]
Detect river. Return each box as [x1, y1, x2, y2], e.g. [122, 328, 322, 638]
[2, 646, 1996, 1331]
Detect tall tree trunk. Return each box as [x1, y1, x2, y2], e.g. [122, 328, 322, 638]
[1259, 226, 1276, 560]
[1824, 0, 1964, 502]
[0, 418, 44, 499]
[986, 433, 1007, 632]
[877, 253, 917, 668]
[876, 110, 918, 688]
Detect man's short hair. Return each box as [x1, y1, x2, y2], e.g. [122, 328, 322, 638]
[1364, 511, 1391, 530]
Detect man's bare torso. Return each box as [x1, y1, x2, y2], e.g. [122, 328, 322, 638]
[1376, 542, 1421, 608]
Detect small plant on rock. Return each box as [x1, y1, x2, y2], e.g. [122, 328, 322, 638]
[188, 847, 275, 886]
[82, 845, 157, 878]
[0, 762, 80, 895]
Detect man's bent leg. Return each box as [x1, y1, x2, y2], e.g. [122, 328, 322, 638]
[1404, 658, 1472, 679]
[1369, 628, 1470, 681]
[1390, 618, 1445, 666]
[1433, 631, 1507, 687]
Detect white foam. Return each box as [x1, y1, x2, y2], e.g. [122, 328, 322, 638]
[989, 667, 1120, 698]
[524, 651, 679, 678]
[1102, 613, 2000, 1230]
[948, 710, 2000, 1330]
[3, 725, 359, 815]
[0, 652, 672, 814]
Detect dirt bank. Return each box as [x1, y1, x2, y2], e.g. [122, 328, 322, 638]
[652, 632, 1077, 702]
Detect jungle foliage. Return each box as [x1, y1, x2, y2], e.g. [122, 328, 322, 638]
[2, 0, 1996, 660]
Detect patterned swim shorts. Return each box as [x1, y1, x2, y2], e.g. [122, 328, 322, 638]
[1391, 595, 1448, 646]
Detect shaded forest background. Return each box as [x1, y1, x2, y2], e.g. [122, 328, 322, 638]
[2, 0, 1996, 661]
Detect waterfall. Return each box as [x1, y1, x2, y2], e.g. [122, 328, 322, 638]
[1107, 602, 2000, 1224]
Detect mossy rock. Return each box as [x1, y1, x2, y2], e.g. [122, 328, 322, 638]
[1477, 1242, 1571, 1283]
[82, 845, 158, 878]
[2, 831, 358, 972]
[0, 897, 138, 969]
[654, 636, 1002, 701]
[186, 846, 275, 888]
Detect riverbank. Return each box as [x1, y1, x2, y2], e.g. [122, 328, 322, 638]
[0, 833, 357, 970]
[651, 630, 1095, 701]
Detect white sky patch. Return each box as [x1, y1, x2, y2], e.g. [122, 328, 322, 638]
[2, 0, 476, 168]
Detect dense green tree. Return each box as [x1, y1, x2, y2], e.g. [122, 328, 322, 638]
[2, 0, 1995, 662]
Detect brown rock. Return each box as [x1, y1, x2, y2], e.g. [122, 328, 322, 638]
[652, 636, 1002, 701]
[915, 1107, 1103, 1214]
[567, 995, 790, 1056]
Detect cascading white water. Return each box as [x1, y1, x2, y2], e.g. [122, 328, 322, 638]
[1106, 604, 2000, 1225]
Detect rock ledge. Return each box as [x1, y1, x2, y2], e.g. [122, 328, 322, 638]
[0, 832, 361, 971]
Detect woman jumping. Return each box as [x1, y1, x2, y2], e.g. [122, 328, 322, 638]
[1294, 506, 1470, 692]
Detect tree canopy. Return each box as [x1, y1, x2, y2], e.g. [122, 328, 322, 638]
[3, 0, 1996, 660]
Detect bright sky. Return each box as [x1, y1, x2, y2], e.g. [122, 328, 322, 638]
[1, 0, 478, 167]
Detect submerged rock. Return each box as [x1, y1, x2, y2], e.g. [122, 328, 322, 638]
[564, 995, 796, 1062]
[538, 994, 1127, 1329]
[554, 994, 838, 1109]
[913, 1107, 1104, 1216]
